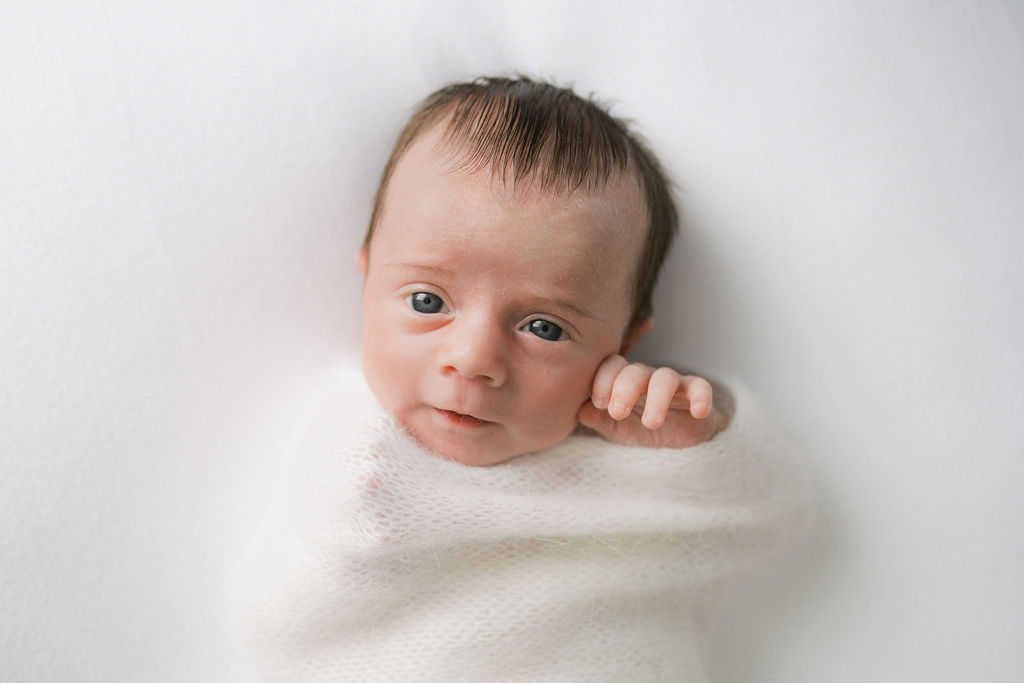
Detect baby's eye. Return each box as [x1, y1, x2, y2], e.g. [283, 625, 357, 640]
[405, 292, 448, 314]
[523, 319, 567, 341]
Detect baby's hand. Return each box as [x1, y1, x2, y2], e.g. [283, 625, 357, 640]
[577, 354, 727, 449]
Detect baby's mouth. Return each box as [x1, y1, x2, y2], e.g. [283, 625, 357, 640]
[435, 408, 492, 428]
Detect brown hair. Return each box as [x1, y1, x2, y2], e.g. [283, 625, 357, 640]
[362, 76, 677, 330]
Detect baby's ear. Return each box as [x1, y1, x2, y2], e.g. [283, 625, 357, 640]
[357, 248, 368, 275]
[620, 318, 654, 357]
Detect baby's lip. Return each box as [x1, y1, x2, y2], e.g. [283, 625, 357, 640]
[434, 407, 493, 427]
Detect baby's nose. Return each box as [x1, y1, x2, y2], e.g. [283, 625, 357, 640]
[437, 316, 508, 387]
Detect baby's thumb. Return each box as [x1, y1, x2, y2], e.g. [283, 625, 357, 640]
[577, 400, 620, 439]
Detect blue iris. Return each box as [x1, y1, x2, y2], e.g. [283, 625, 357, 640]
[409, 292, 444, 314]
[526, 319, 565, 341]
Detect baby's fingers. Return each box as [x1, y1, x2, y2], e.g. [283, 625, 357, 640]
[640, 367, 683, 429]
[680, 375, 714, 419]
[590, 354, 629, 410]
[606, 363, 653, 420]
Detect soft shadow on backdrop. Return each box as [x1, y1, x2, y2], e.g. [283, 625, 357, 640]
[2, 1, 1022, 681]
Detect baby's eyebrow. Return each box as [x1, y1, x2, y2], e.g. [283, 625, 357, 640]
[546, 298, 606, 322]
[385, 262, 456, 277]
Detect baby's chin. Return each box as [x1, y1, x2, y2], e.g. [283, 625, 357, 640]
[404, 423, 520, 467]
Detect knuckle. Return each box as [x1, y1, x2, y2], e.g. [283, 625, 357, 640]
[623, 363, 652, 382]
[605, 354, 628, 371]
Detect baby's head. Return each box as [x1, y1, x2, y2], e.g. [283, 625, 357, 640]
[359, 76, 677, 465]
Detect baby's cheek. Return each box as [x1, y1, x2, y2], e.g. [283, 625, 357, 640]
[528, 377, 589, 433]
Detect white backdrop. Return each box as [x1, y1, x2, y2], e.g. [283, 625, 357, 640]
[2, 1, 1022, 680]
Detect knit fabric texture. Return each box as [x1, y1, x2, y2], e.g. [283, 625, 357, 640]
[237, 363, 812, 682]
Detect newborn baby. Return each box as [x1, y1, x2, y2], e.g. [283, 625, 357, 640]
[238, 76, 812, 682]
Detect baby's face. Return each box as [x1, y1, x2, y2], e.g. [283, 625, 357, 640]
[360, 125, 647, 465]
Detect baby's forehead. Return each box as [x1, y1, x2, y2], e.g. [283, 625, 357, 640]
[377, 122, 648, 268]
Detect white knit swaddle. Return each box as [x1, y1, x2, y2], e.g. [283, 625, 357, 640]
[238, 363, 812, 682]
